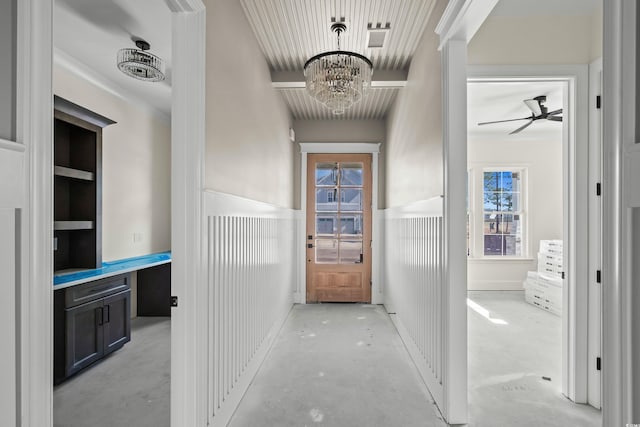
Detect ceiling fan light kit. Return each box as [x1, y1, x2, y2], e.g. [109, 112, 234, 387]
[478, 95, 563, 134]
[117, 39, 166, 82]
[304, 22, 373, 115]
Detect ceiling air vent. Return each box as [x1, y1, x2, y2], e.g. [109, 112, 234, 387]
[367, 23, 391, 49]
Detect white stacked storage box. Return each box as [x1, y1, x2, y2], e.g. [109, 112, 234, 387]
[523, 240, 563, 316]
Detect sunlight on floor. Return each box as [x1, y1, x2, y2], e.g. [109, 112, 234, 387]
[467, 298, 509, 325]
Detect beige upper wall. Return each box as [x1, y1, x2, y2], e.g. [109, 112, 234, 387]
[205, 0, 294, 209]
[468, 10, 602, 65]
[384, 0, 446, 209]
[292, 119, 386, 209]
[293, 119, 385, 143]
[54, 65, 171, 262]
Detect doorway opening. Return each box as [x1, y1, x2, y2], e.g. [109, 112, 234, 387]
[465, 76, 601, 425]
[298, 143, 382, 305]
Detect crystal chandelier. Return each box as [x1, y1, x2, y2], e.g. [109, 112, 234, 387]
[304, 22, 373, 115]
[117, 39, 165, 82]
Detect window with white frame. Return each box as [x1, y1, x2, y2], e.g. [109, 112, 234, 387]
[481, 169, 524, 256]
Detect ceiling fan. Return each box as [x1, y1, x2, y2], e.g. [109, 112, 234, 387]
[477, 95, 563, 134]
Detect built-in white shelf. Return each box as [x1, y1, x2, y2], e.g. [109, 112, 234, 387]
[54, 165, 95, 181]
[54, 221, 94, 231]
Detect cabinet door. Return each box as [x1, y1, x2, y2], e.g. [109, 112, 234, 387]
[103, 290, 131, 356]
[65, 299, 104, 377]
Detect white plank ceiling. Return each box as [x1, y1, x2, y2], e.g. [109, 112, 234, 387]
[240, 0, 437, 120]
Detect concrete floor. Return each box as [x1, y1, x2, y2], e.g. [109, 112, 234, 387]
[229, 304, 446, 427]
[53, 293, 602, 427]
[54, 316, 170, 427]
[467, 291, 601, 427]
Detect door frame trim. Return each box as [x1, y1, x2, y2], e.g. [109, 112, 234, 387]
[166, 1, 207, 426]
[468, 64, 591, 403]
[298, 142, 381, 304]
[602, 0, 633, 424]
[23, 0, 207, 425]
[18, 0, 54, 425]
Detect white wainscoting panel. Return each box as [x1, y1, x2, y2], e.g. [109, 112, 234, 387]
[0, 139, 24, 427]
[0, 208, 17, 427]
[203, 191, 298, 426]
[383, 197, 445, 408]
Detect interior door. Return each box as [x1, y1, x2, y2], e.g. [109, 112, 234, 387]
[306, 153, 372, 303]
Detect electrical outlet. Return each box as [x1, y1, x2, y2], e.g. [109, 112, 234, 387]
[133, 232, 143, 243]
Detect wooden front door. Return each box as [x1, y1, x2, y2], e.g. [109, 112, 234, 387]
[306, 153, 372, 303]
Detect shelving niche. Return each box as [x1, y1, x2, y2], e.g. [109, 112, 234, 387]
[54, 96, 115, 273]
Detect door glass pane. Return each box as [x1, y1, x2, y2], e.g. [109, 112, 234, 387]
[339, 240, 363, 264]
[316, 163, 337, 186]
[315, 239, 338, 263]
[316, 188, 338, 212]
[340, 163, 363, 186]
[340, 214, 363, 237]
[340, 189, 362, 211]
[316, 215, 337, 236]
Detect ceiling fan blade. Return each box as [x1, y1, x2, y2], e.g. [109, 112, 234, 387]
[524, 99, 542, 116]
[478, 117, 531, 126]
[547, 115, 563, 122]
[509, 120, 534, 135]
[547, 108, 563, 116]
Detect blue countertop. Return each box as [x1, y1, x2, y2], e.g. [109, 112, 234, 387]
[54, 251, 171, 289]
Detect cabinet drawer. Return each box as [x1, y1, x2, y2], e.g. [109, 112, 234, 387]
[64, 273, 130, 308]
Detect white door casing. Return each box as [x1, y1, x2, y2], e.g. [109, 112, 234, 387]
[298, 143, 381, 305]
[435, 0, 500, 423]
[165, 1, 207, 426]
[587, 57, 603, 410]
[602, 0, 640, 424]
[17, 0, 54, 425]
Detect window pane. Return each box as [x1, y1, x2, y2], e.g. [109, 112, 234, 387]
[316, 189, 338, 212]
[340, 189, 362, 211]
[315, 239, 338, 263]
[483, 213, 498, 234]
[501, 192, 520, 212]
[484, 192, 501, 211]
[501, 214, 520, 235]
[339, 240, 363, 263]
[340, 214, 363, 237]
[504, 235, 521, 256]
[316, 163, 337, 186]
[340, 163, 363, 186]
[483, 172, 500, 192]
[316, 215, 337, 237]
[510, 172, 521, 192]
[484, 235, 503, 255]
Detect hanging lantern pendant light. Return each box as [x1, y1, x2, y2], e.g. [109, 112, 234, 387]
[304, 22, 373, 115]
[117, 39, 166, 82]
